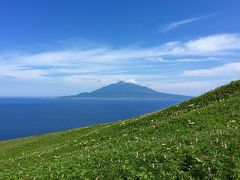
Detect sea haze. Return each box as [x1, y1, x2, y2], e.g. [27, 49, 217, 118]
[0, 98, 185, 141]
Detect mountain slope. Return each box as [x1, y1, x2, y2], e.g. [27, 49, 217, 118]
[62, 81, 191, 99]
[0, 80, 240, 179]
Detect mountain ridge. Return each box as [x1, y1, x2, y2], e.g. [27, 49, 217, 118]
[61, 81, 192, 99]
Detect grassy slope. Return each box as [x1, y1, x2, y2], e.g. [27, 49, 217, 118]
[0, 80, 240, 179]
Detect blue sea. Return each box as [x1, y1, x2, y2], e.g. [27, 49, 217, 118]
[0, 98, 185, 141]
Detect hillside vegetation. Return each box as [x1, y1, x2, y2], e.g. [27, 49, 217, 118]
[0, 80, 240, 179]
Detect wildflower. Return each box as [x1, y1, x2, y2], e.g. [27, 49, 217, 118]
[152, 163, 155, 169]
[208, 167, 211, 174]
[230, 120, 236, 123]
[188, 120, 195, 126]
[196, 157, 202, 162]
[221, 142, 224, 147]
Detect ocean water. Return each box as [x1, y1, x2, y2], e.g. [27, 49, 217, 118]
[0, 98, 185, 141]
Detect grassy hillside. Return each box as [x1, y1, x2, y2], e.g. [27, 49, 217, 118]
[0, 80, 240, 179]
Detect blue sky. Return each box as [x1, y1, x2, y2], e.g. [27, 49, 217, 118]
[0, 0, 240, 96]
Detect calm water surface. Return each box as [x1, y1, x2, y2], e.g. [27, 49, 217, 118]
[0, 98, 185, 140]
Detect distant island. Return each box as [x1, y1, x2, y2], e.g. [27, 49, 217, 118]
[61, 81, 192, 99]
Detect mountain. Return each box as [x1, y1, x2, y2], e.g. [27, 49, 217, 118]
[1, 80, 240, 179]
[62, 81, 192, 99]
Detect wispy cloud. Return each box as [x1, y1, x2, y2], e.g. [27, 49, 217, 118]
[182, 62, 240, 77]
[149, 79, 234, 96]
[160, 16, 208, 32]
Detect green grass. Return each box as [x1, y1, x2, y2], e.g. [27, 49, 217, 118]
[0, 80, 240, 179]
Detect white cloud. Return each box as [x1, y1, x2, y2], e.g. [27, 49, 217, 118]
[161, 34, 240, 56]
[0, 65, 48, 80]
[0, 33, 240, 88]
[185, 34, 240, 53]
[124, 79, 138, 84]
[148, 79, 237, 96]
[182, 62, 240, 77]
[159, 16, 208, 32]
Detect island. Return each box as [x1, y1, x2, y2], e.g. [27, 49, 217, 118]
[61, 81, 192, 100]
